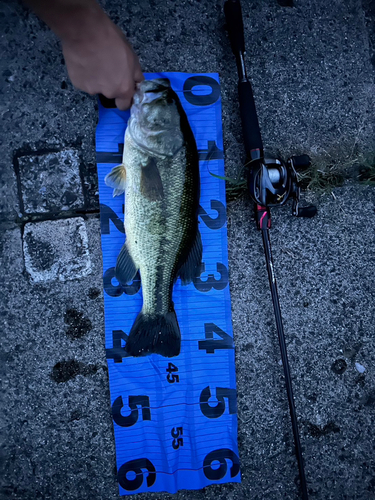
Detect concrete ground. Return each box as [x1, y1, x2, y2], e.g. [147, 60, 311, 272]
[1, 0, 375, 499]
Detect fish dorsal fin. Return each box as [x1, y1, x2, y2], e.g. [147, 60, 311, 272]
[115, 242, 138, 285]
[140, 157, 164, 201]
[104, 164, 126, 197]
[177, 229, 203, 285]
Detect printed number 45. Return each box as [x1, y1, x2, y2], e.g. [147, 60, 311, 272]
[166, 363, 179, 383]
[171, 427, 183, 450]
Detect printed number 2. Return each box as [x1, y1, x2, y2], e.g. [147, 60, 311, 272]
[166, 363, 179, 383]
[171, 427, 183, 449]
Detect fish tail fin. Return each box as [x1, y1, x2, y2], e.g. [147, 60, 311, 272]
[126, 310, 181, 358]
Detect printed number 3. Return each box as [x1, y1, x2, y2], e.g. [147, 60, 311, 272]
[171, 427, 183, 450]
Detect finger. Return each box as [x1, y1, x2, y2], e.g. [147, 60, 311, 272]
[133, 58, 144, 83]
[135, 66, 144, 83]
[115, 96, 132, 111]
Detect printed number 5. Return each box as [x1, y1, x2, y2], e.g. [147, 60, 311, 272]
[171, 427, 183, 449]
[167, 373, 179, 383]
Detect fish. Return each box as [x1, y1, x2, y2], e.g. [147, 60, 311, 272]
[105, 78, 202, 358]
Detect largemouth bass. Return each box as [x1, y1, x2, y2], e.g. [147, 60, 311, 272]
[105, 78, 202, 358]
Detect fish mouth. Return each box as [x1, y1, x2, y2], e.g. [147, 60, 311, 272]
[134, 79, 173, 105]
[137, 78, 171, 93]
[128, 78, 183, 158]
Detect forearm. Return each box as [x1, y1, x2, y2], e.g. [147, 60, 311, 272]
[23, 0, 143, 109]
[22, 0, 106, 43]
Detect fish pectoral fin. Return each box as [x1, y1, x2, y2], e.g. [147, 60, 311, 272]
[177, 228, 203, 285]
[115, 243, 138, 285]
[104, 164, 127, 197]
[140, 157, 164, 201]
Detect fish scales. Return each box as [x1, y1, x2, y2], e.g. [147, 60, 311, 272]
[125, 140, 189, 315]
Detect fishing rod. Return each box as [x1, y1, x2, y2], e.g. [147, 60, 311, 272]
[224, 1, 317, 499]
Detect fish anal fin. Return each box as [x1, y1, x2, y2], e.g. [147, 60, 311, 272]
[140, 158, 164, 201]
[177, 229, 203, 285]
[104, 164, 127, 197]
[115, 242, 138, 285]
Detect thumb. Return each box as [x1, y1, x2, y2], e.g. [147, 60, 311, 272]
[115, 95, 132, 111]
[134, 62, 144, 83]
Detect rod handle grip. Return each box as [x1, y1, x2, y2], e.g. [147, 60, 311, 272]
[224, 0, 245, 55]
[238, 80, 264, 156]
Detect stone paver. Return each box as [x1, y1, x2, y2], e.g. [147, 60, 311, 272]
[18, 149, 84, 214]
[23, 217, 92, 282]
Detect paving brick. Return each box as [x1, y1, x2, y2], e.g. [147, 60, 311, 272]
[23, 218, 92, 282]
[18, 149, 84, 214]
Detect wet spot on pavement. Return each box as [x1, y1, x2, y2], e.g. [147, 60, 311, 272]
[64, 309, 92, 339]
[51, 360, 98, 383]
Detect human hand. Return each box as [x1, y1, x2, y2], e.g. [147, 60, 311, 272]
[61, 11, 144, 110]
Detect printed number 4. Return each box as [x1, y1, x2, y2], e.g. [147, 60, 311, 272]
[171, 427, 183, 450]
[166, 363, 179, 383]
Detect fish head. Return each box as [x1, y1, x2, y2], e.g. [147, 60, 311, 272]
[128, 79, 185, 157]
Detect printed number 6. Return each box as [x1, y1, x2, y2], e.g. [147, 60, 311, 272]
[117, 458, 156, 491]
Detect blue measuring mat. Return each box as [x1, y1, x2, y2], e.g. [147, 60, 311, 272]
[96, 72, 240, 495]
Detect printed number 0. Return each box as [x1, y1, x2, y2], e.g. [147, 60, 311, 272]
[183, 76, 220, 106]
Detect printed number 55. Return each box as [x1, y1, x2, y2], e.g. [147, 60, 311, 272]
[171, 427, 183, 450]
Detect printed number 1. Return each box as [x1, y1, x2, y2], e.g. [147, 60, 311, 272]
[171, 427, 183, 449]
[166, 363, 179, 383]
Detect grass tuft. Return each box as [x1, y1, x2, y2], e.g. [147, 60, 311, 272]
[212, 153, 375, 201]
